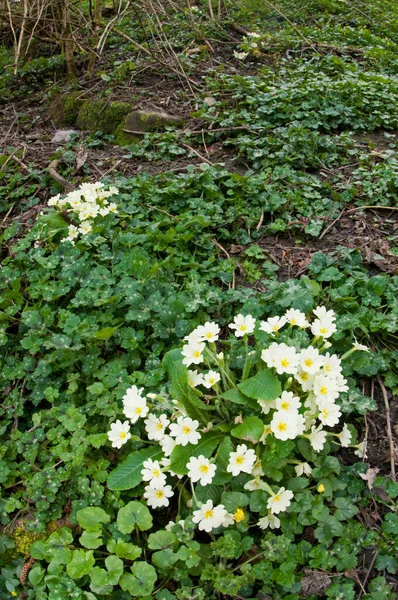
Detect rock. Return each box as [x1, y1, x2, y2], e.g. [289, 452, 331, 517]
[51, 130, 77, 144]
[203, 97, 216, 107]
[48, 91, 83, 127]
[76, 100, 131, 134]
[116, 109, 184, 145]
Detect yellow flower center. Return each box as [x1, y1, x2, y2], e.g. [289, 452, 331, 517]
[290, 319, 297, 325]
[183, 426, 191, 435]
[200, 464, 209, 473]
[135, 407, 142, 414]
[239, 325, 247, 331]
[234, 509, 245, 522]
[281, 358, 290, 367]
[264, 426, 272, 435]
[156, 490, 165, 499]
[320, 327, 328, 335]
[272, 325, 278, 331]
[193, 350, 201, 358]
[281, 401, 290, 410]
[322, 409, 329, 418]
[119, 431, 127, 439]
[304, 359, 313, 367]
[301, 372, 308, 381]
[325, 364, 331, 372]
[156, 423, 163, 430]
[153, 469, 160, 477]
[277, 422, 287, 432]
[209, 378, 215, 385]
[320, 386, 328, 396]
[204, 510, 213, 519]
[235, 455, 244, 465]
[272, 495, 281, 503]
[205, 332, 213, 339]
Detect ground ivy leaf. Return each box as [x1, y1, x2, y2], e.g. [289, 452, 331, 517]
[66, 549, 95, 579]
[120, 562, 157, 596]
[76, 507, 110, 531]
[117, 501, 153, 534]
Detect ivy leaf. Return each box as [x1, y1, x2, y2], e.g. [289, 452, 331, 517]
[169, 430, 225, 475]
[231, 416, 264, 443]
[117, 501, 153, 534]
[107, 446, 163, 490]
[237, 369, 281, 401]
[76, 507, 110, 531]
[120, 562, 157, 596]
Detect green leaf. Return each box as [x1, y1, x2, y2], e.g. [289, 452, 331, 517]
[105, 555, 124, 585]
[66, 549, 95, 579]
[148, 531, 177, 550]
[120, 562, 157, 596]
[221, 492, 249, 513]
[169, 430, 225, 475]
[314, 516, 344, 546]
[117, 501, 153, 534]
[107, 538, 142, 560]
[231, 416, 264, 443]
[93, 326, 120, 340]
[221, 389, 258, 410]
[334, 497, 358, 521]
[77, 507, 110, 531]
[237, 369, 281, 401]
[107, 446, 163, 490]
[79, 530, 103, 549]
[28, 565, 45, 586]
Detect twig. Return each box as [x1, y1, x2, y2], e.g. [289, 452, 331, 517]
[358, 551, 378, 600]
[376, 375, 396, 481]
[142, 204, 178, 221]
[319, 208, 345, 240]
[48, 159, 75, 193]
[260, 0, 320, 54]
[211, 238, 230, 259]
[0, 203, 15, 228]
[345, 205, 398, 214]
[255, 209, 264, 230]
[181, 143, 213, 165]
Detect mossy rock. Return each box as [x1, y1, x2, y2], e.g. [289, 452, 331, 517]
[76, 100, 131, 134]
[115, 110, 185, 145]
[48, 91, 83, 127]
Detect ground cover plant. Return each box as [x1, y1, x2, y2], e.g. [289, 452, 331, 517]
[0, 0, 398, 598]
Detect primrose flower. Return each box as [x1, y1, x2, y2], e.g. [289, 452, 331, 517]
[313, 306, 336, 322]
[313, 375, 340, 403]
[141, 459, 167, 487]
[181, 342, 205, 367]
[144, 483, 174, 508]
[202, 370, 221, 389]
[311, 318, 337, 339]
[294, 462, 312, 477]
[275, 391, 301, 412]
[183, 329, 202, 344]
[295, 369, 315, 392]
[99, 207, 110, 216]
[196, 321, 220, 343]
[107, 420, 131, 449]
[267, 487, 293, 514]
[322, 353, 342, 377]
[108, 202, 118, 213]
[233, 50, 249, 60]
[317, 399, 341, 427]
[169, 416, 201, 446]
[48, 194, 60, 206]
[187, 370, 205, 388]
[354, 441, 367, 459]
[336, 423, 352, 447]
[257, 399, 276, 415]
[284, 308, 309, 328]
[144, 413, 170, 441]
[227, 444, 256, 476]
[67, 224, 78, 241]
[78, 221, 92, 235]
[186, 455, 216, 486]
[299, 347, 325, 374]
[258, 512, 281, 530]
[244, 477, 269, 491]
[228, 314, 256, 337]
[307, 424, 327, 452]
[270, 410, 305, 441]
[259, 316, 287, 335]
[159, 434, 176, 457]
[192, 500, 227, 532]
[122, 385, 149, 423]
[262, 342, 299, 375]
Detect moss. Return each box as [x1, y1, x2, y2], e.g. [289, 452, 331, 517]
[115, 109, 184, 145]
[48, 91, 83, 127]
[76, 100, 131, 134]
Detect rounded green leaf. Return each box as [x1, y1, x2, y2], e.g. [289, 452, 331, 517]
[120, 562, 157, 597]
[117, 501, 153, 534]
[76, 507, 110, 531]
[66, 549, 95, 579]
[79, 530, 103, 549]
[231, 416, 265, 443]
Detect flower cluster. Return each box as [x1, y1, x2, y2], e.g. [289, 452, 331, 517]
[107, 306, 369, 535]
[233, 32, 263, 60]
[48, 181, 119, 243]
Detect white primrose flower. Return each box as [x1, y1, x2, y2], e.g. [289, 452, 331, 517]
[267, 487, 293, 514]
[202, 370, 221, 389]
[334, 374, 349, 393]
[299, 347, 325, 374]
[295, 369, 315, 392]
[144, 413, 170, 441]
[183, 328, 202, 344]
[196, 321, 220, 343]
[169, 416, 201, 446]
[122, 385, 149, 423]
[353, 341, 370, 352]
[222, 512, 235, 528]
[159, 434, 176, 457]
[284, 309, 309, 328]
[228, 314, 256, 337]
[227, 444, 256, 476]
[48, 194, 61, 206]
[107, 420, 131, 449]
[275, 391, 301, 412]
[322, 341, 332, 349]
[67, 224, 79, 240]
[259, 316, 287, 335]
[311, 318, 337, 339]
[141, 459, 167, 487]
[336, 423, 352, 447]
[181, 342, 205, 367]
[270, 410, 305, 441]
[108, 202, 118, 213]
[257, 399, 276, 415]
[258, 513, 281, 530]
[78, 221, 92, 235]
[295, 462, 312, 477]
[187, 370, 205, 388]
[99, 207, 110, 217]
[144, 483, 174, 509]
[354, 441, 367, 459]
[252, 459, 264, 477]
[244, 478, 268, 491]
[233, 51, 249, 60]
[313, 306, 336, 322]
[307, 424, 327, 452]
[313, 375, 340, 403]
[262, 342, 299, 375]
[317, 399, 342, 427]
[192, 500, 227, 532]
[186, 455, 217, 486]
[322, 353, 342, 377]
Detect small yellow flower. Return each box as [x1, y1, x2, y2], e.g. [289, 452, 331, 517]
[317, 483, 325, 493]
[11, 593, 18, 597]
[234, 508, 245, 522]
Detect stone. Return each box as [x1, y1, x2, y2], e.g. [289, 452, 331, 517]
[48, 91, 83, 127]
[116, 109, 184, 145]
[76, 100, 131, 134]
[51, 130, 77, 144]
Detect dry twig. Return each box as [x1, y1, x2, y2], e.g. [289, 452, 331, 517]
[376, 375, 396, 481]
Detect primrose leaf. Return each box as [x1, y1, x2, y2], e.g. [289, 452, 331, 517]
[107, 446, 163, 490]
[237, 369, 281, 401]
[231, 416, 265, 443]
